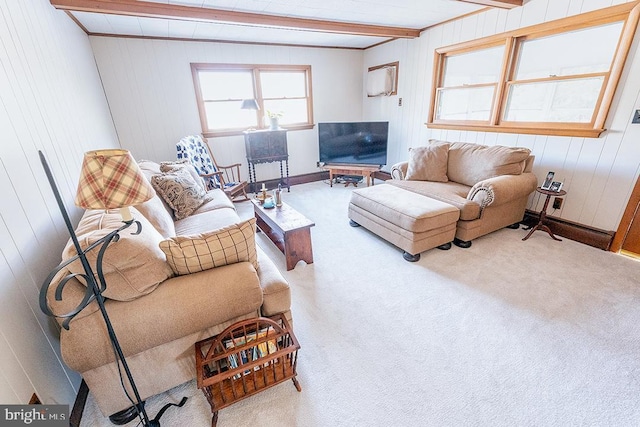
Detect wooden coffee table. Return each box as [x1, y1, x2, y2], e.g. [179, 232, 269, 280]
[251, 199, 315, 270]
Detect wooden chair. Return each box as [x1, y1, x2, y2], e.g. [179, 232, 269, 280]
[176, 135, 249, 202]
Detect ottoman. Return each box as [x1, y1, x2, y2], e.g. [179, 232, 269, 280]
[348, 184, 460, 261]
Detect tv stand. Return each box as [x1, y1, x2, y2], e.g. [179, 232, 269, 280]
[323, 164, 380, 187]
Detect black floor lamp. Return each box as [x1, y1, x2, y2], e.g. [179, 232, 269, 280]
[38, 149, 186, 426]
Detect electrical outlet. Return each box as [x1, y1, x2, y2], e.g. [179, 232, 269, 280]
[633, 109, 640, 124]
[398, 97, 402, 107]
[553, 197, 563, 209]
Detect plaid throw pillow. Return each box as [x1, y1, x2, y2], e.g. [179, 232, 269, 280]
[151, 168, 207, 220]
[159, 218, 258, 275]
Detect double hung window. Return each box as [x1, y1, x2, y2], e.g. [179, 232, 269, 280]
[428, 2, 640, 137]
[192, 64, 313, 137]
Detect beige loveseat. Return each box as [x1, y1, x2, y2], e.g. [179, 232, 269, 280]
[47, 160, 292, 417]
[389, 140, 538, 247]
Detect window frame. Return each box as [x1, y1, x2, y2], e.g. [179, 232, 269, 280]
[191, 63, 314, 137]
[427, 2, 640, 138]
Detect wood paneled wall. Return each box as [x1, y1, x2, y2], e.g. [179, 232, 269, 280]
[89, 37, 364, 181]
[364, 0, 640, 233]
[0, 0, 118, 405]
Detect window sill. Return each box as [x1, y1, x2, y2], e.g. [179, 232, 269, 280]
[204, 123, 315, 138]
[425, 123, 605, 138]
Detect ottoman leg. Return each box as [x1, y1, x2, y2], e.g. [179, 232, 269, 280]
[403, 251, 421, 262]
[349, 219, 361, 227]
[454, 238, 472, 248]
[437, 242, 452, 250]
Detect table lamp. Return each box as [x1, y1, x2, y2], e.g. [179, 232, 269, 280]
[39, 149, 186, 426]
[241, 99, 260, 131]
[240, 98, 260, 111]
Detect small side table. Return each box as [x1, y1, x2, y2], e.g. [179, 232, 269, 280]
[522, 187, 567, 241]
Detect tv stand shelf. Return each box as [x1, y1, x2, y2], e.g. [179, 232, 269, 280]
[322, 164, 380, 187]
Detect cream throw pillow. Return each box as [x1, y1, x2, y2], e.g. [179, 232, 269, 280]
[405, 142, 449, 182]
[159, 218, 258, 275]
[151, 168, 207, 220]
[62, 208, 174, 302]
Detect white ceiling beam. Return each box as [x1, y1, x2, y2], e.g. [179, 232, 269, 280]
[50, 0, 422, 39]
[455, 0, 522, 9]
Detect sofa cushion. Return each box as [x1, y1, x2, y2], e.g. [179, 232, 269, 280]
[61, 262, 263, 372]
[62, 207, 174, 302]
[134, 194, 176, 239]
[137, 159, 162, 176]
[192, 189, 235, 214]
[405, 142, 449, 182]
[151, 168, 208, 220]
[138, 160, 175, 217]
[159, 218, 258, 275]
[442, 140, 531, 187]
[387, 179, 481, 220]
[255, 246, 291, 317]
[160, 160, 206, 192]
[174, 205, 240, 236]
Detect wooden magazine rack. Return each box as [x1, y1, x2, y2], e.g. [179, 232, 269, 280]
[195, 315, 301, 426]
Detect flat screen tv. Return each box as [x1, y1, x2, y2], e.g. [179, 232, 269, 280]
[318, 121, 388, 166]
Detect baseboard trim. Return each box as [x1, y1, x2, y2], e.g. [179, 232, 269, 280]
[69, 380, 89, 427]
[522, 210, 614, 251]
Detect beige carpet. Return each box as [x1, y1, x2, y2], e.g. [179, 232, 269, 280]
[81, 181, 640, 426]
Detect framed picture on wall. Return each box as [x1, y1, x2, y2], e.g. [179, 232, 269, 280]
[541, 171, 555, 190]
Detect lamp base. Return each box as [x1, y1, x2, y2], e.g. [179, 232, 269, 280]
[109, 403, 144, 425]
[108, 397, 187, 426]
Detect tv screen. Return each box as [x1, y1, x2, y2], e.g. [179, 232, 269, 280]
[318, 122, 388, 166]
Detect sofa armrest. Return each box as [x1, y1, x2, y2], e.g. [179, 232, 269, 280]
[255, 247, 291, 316]
[468, 173, 538, 209]
[390, 162, 408, 180]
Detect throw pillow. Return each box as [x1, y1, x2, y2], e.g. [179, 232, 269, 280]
[159, 218, 258, 275]
[62, 207, 174, 302]
[151, 168, 207, 220]
[404, 142, 449, 182]
[160, 160, 206, 192]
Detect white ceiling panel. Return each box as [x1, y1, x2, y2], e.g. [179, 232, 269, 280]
[66, 0, 490, 49]
[167, 19, 199, 38]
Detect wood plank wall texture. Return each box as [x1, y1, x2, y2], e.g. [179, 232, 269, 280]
[363, 0, 640, 233]
[0, 0, 118, 406]
[89, 37, 365, 181]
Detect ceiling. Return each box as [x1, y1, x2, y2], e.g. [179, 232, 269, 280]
[53, 0, 523, 49]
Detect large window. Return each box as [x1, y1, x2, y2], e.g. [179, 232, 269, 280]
[428, 2, 640, 137]
[191, 64, 314, 137]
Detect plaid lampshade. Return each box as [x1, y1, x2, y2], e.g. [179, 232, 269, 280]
[75, 149, 154, 212]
